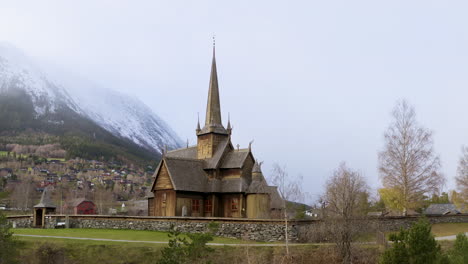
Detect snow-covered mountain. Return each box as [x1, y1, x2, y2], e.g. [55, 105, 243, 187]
[0, 43, 182, 155]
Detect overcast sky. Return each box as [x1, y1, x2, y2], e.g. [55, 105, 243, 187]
[1, 1, 467, 201]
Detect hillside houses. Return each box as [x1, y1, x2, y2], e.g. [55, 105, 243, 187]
[0, 155, 154, 212]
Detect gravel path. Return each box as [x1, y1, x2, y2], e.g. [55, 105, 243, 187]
[435, 232, 468, 241]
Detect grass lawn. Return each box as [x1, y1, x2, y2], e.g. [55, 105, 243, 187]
[431, 223, 468, 237]
[384, 222, 468, 240]
[12, 228, 260, 245]
[357, 222, 468, 243]
[0, 151, 28, 158]
[47, 157, 66, 162]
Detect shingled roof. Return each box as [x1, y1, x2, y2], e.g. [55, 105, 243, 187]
[68, 198, 94, 207]
[220, 149, 250, 169]
[34, 187, 56, 208]
[166, 146, 197, 159]
[204, 138, 231, 169]
[163, 157, 207, 192]
[246, 180, 270, 194]
[268, 186, 283, 209]
[424, 204, 461, 215]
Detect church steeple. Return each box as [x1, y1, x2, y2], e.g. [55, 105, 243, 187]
[198, 38, 228, 135]
[196, 39, 230, 159]
[205, 43, 222, 126]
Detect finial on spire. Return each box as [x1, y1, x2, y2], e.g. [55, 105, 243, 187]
[249, 140, 254, 151]
[253, 160, 263, 174]
[196, 112, 201, 133]
[212, 34, 216, 53]
[227, 112, 232, 134]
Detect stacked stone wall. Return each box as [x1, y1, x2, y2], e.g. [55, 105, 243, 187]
[6, 215, 33, 228]
[6, 214, 468, 242]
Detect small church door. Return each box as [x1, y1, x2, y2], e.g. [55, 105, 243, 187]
[35, 209, 43, 227]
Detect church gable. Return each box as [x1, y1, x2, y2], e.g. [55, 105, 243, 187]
[153, 162, 174, 191]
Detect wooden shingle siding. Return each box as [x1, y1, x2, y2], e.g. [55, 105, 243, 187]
[246, 194, 270, 219]
[154, 190, 176, 216]
[148, 198, 154, 216]
[155, 164, 173, 190]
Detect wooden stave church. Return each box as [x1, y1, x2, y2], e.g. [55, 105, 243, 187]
[148, 46, 282, 219]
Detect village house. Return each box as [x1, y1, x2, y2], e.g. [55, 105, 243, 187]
[63, 198, 97, 215]
[148, 46, 282, 219]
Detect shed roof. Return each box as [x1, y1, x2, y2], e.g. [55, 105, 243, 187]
[68, 198, 94, 207]
[424, 204, 461, 215]
[34, 187, 56, 208]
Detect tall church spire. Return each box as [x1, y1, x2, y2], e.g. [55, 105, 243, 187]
[199, 37, 228, 135]
[205, 39, 222, 127]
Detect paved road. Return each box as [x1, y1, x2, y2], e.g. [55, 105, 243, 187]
[435, 232, 468, 241]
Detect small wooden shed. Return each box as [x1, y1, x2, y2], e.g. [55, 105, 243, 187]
[33, 187, 56, 228]
[64, 198, 97, 215]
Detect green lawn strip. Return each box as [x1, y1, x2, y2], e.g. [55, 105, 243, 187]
[430, 223, 468, 237]
[384, 223, 468, 240]
[12, 228, 265, 245]
[355, 232, 377, 242]
[16, 235, 168, 248]
[46, 157, 66, 162]
[0, 151, 28, 158]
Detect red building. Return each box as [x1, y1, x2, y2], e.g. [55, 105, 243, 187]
[64, 198, 97, 215]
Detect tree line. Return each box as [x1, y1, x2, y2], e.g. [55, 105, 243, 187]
[269, 99, 468, 264]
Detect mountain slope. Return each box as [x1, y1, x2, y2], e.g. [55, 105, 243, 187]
[0, 43, 182, 163]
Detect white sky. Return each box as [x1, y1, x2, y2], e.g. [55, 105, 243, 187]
[1, 0, 467, 202]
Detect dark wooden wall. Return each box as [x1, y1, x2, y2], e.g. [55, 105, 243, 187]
[154, 190, 176, 216]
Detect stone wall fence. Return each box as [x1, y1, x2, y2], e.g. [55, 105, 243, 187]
[6, 214, 468, 242]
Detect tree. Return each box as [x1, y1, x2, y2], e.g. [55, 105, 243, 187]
[379, 100, 444, 215]
[455, 146, 468, 202]
[323, 163, 368, 264]
[379, 188, 406, 212]
[268, 163, 304, 257]
[447, 233, 468, 264]
[380, 219, 448, 264]
[92, 183, 115, 215]
[0, 212, 21, 264]
[157, 226, 213, 264]
[10, 176, 35, 211]
[450, 191, 467, 213]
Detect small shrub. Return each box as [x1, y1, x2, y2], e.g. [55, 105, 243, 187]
[380, 219, 447, 264]
[447, 233, 468, 264]
[207, 221, 219, 234]
[158, 226, 213, 264]
[0, 212, 22, 264]
[36, 243, 65, 264]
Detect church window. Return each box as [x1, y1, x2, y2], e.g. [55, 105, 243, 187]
[231, 198, 238, 211]
[204, 199, 212, 212]
[192, 199, 200, 212]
